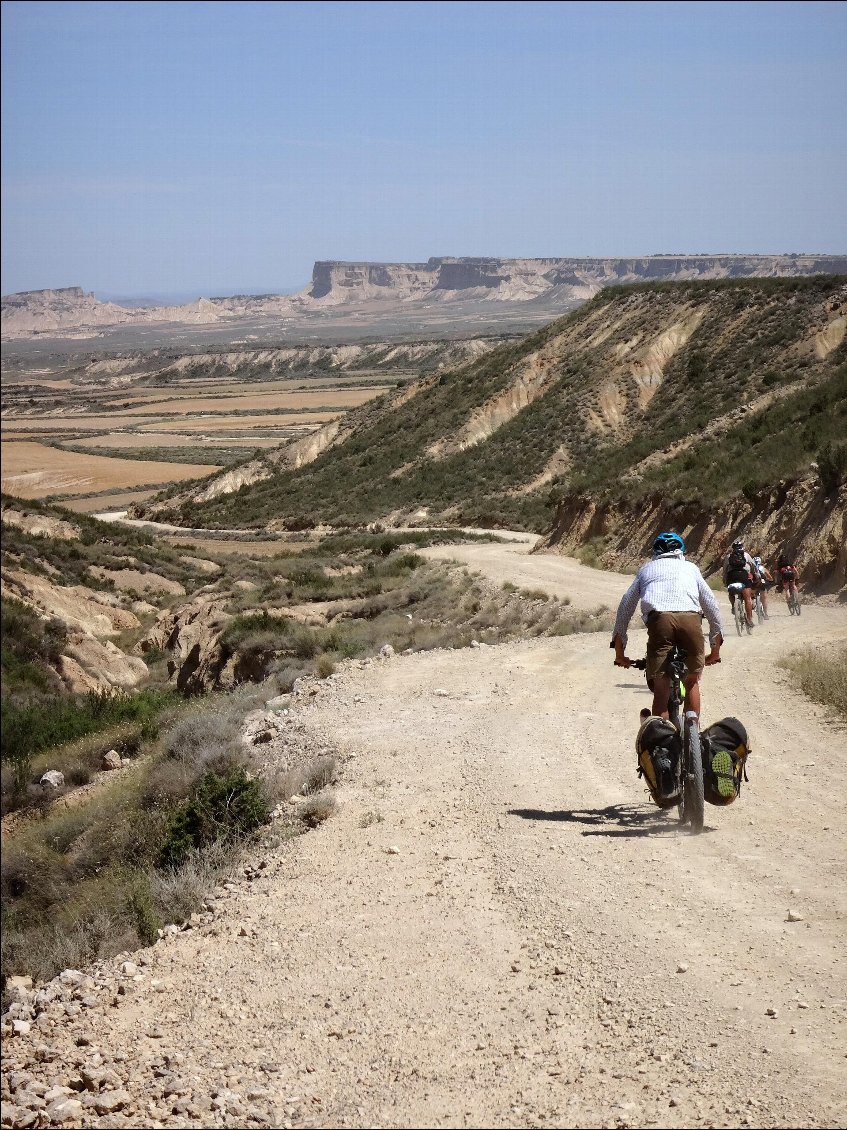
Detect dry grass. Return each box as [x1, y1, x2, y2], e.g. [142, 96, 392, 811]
[778, 644, 847, 721]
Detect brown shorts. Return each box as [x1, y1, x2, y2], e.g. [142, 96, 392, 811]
[646, 611, 705, 681]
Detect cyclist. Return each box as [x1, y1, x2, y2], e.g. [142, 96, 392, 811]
[775, 551, 800, 607]
[612, 532, 723, 722]
[752, 554, 774, 619]
[723, 538, 756, 630]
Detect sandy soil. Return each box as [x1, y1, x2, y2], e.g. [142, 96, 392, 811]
[3, 542, 846, 1129]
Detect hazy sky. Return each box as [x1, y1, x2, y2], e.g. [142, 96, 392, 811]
[2, 0, 846, 297]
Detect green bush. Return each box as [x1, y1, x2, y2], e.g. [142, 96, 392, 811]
[160, 768, 270, 868]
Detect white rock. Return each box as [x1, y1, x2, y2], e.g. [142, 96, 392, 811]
[386, 846, 401, 855]
[47, 1099, 84, 1123]
[379, 644, 395, 658]
[40, 770, 65, 789]
[434, 688, 449, 697]
[786, 909, 804, 922]
[102, 750, 122, 770]
[119, 961, 138, 976]
[12, 1019, 32, 1035]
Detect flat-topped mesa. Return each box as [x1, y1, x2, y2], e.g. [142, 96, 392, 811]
[2, 285, 92, 305]
[306, 254, 847, 304]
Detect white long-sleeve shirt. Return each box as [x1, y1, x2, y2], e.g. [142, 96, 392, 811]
[613, 551, 724, 647]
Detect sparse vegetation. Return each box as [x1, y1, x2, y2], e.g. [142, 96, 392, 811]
[779, 644, 847, 721]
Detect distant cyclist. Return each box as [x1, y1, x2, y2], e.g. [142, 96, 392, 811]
[723, 539, 756, 630]
[775, 551, 800, 606]
[752, 554, 774, 619]
[612, 532, 723, 722]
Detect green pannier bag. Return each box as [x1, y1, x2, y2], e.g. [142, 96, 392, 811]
[701, 717, 750, 806]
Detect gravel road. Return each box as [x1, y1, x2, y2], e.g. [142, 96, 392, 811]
[3, 544, 845, 1130]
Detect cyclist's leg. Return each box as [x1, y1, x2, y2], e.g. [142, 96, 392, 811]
[650, 674, 671, 718]
[645, 613, 673, 718]
[683, 673, 702, 719]
[743, 585, 754, 624]
[676, 613, 705, 720]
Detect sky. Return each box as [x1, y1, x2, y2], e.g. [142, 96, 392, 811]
[2, 0, 846, 298]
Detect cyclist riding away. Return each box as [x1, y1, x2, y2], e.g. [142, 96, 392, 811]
[775, 551, 800, 606]
[723, 539, 756, 630]
[612, 532, 723, 722]
[752, 554, 773, 619]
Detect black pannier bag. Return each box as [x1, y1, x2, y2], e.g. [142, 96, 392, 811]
[701, 717, 750, 806]
[636, 716, 681, 809]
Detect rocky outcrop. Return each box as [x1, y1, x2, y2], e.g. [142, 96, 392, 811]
[1, 569, 140, 639]
[539, 475, 846, 596]
[140, 591, 233, 694]
[0, 569, 150, 691]
[0, 509, 81, 541]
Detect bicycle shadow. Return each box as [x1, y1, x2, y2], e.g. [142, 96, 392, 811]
[507, 803, 714, 838]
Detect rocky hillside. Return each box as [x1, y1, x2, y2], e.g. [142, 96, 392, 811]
[0, 337, 509, 389]
[4, 255, 845, 339]
[133, 276, 847, 593]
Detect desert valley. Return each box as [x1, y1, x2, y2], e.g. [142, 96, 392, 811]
[2, 257, 846, 1130]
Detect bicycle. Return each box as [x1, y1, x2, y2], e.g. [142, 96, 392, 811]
[787, 588, 802, 616]
[632, 645, 705, 834]
[753, 590, 766, 625]
[727, 582, 750, 636]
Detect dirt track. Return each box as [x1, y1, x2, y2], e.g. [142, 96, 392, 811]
[4, 543, 846, 1129]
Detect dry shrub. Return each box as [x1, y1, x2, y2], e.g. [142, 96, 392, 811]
[149, 840, 236, 925]
[272, 661, 312, 694]
[273, 755, 337, 802]
[1, 909, 119, 987]
[297, 788, 337, 828]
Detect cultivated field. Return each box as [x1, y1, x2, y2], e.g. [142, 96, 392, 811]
[0, 355, 392, 506]
[0, 441, 220, 500]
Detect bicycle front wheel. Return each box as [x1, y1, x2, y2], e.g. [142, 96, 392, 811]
[683, 713, 705, 835]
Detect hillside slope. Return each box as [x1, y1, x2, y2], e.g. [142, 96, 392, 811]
[134, 277, 846, 590]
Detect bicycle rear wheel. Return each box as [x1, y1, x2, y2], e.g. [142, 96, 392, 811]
[683, 713, 705, 834]
[755, 593, 765, 625]
[734, 598, 745, 636]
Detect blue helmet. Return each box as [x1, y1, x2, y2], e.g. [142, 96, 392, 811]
[652, 531, 685, 556]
